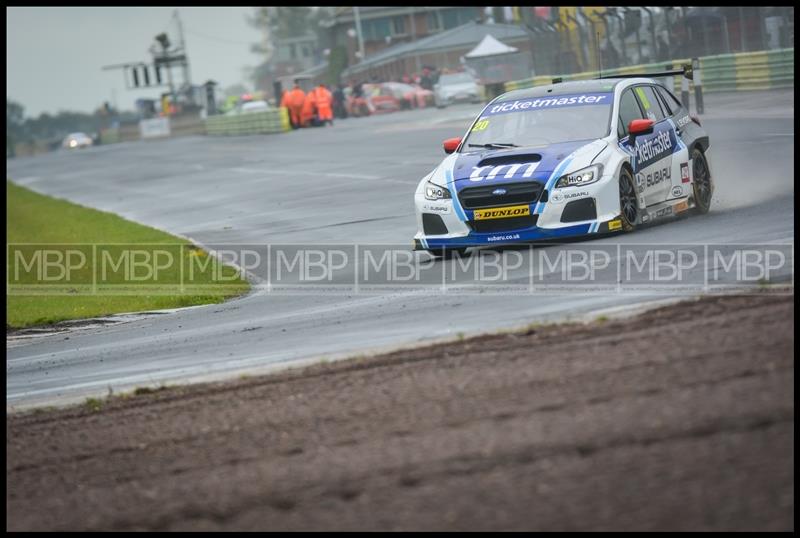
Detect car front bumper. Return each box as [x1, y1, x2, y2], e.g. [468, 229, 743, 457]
[413, 174, 622, 249]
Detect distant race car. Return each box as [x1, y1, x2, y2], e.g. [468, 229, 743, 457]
[363, 83, 401, 114]
[345, 87, 370, 117]
[434, 71, 482, 108]
[62, 132, 93, 150]
[241, 100, 271, 113]
[413, 68, 714, 256]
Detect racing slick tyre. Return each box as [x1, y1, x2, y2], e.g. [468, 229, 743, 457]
[618, 167, 638, 231]
[426, 247, 467, 259]
[691, 148, 713, 215]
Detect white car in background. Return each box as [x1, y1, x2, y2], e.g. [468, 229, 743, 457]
[224, 100, 271, 116]
[62, 132, 93, 149]
[434, 71, 482, 108]
[241, 100, 271, 113]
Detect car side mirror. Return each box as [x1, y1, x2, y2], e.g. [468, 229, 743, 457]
[628, 118, 654, 143]
[443, 137, 461, 154]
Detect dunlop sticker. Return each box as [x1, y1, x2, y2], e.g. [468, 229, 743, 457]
[474, 205, 530, 220]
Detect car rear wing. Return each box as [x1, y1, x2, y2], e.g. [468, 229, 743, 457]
[595, 63, 694, 81]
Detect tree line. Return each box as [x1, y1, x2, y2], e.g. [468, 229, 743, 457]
[6, 99, 139, 157]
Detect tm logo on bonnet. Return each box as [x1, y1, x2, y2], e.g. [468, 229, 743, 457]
[470, 162, 541, 182]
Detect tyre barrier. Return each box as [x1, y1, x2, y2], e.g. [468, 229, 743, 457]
[505, 48, 794, 95]
[205, 107, 291, 136]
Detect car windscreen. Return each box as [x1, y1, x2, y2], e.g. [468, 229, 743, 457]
[462, 92, 613, 149]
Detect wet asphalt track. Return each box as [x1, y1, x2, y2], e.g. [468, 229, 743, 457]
[6, 90, 794, 408]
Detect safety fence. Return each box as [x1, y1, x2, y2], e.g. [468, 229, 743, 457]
[205, 108, 291, 136]
[505, 48, 794, 94]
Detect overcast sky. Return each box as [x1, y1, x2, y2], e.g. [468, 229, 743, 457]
[7, 7, 264, 117]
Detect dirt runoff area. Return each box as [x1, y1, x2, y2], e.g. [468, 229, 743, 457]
[6, 293, 794, 531]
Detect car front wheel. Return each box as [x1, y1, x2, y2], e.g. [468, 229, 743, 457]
[691, 148, 713, 214]
[618, 168, 638, 231]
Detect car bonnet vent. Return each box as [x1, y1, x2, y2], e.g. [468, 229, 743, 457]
[478, 154, 541, 167]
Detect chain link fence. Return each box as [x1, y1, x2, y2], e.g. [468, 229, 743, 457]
[517, 6, 793, 78]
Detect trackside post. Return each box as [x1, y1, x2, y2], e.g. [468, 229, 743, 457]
[681, 72, 690, 110]
[665, 64, 675, 99]
[692, 57, 704, 114]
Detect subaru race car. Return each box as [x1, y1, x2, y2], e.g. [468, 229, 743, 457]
[413, 73, 713, 256]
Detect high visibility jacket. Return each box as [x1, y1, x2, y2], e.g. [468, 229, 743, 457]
[300, 93, 316, 126]
[279, 90, 290, 108]
[287, 88, 306, 108]
[313, 87, 333, 121]
[286, 88, 306, 125]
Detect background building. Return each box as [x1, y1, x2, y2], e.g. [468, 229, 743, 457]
[340, 20, 531, 83]
[327, 7, 485, 67]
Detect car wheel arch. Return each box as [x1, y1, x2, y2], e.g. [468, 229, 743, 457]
[619, 161, 641, 208]
[689, 145, 713, 214]
[616, 163, 640, 230]
[620, 160, 635, 179]
[691, 135, 710, 154]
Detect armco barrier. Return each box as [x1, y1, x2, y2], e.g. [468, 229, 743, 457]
[505, 48, 794, 95]
[205, 107, 290, 136]
[766, 48, 794, 89]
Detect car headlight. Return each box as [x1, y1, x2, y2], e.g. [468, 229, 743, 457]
[424, 181, 452, 201]
[556, 164, 603, 188]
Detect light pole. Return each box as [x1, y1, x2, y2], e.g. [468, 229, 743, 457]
[155, 33, 176, 106]
[409, 7, 421, 75]
[353, 7, 366, 63]
[173, 10, 192, 97]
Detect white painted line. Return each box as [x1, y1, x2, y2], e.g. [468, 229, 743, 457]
[12, 176, 40, 185]
[229, 166, 387, 182]
[325, 172, 381, 180]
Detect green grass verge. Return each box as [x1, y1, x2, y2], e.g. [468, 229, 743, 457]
[7, 181, 250, 328]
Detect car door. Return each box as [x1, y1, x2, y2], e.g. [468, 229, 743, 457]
[654, 84, 693, 200]
[618, 85, 677, 206]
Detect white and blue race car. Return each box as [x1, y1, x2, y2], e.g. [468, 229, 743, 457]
[413, 72, 713, 256]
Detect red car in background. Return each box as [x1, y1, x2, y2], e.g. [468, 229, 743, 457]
[345, 82, 436, 116]
[345, 84, 397, 116]
[345, 87, 370, 117]
[362, 83, 400, 114]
